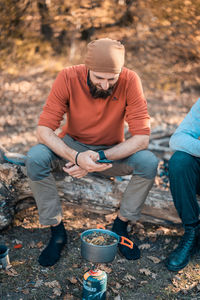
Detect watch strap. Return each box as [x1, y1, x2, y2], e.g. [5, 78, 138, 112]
[98, 150, 107, 160]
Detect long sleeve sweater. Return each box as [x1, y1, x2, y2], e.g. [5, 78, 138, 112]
[170, 98, 200, 157]
[38, 65, 150, 146]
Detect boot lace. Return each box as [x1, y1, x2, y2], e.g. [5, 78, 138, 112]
[175, 228, 196, 253]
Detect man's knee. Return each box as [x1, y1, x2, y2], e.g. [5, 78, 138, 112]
[26, 144, 53, 181]
[131, 150, 159, 179]
[169, 151, 194, 175]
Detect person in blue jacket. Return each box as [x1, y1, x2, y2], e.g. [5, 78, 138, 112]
[166, 98, 200, 271]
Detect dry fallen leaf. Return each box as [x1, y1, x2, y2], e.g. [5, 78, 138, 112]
[105, 213, 116, 223]
[36, 241, 44, 248]
[124, 273, 136, 281]
[148, 232, 157, 238]
[98, 265, 112, 274]
[110, 286, 120, 294]
[53, 287, 62, 296]
[139, 268, 151, 276]
[29, 240, 36, 248]
[156, 226, 170, 235]
[116, 282, 121, 289]
[116, 258, 125, 263]
[5, 267, 18, 276]
[135, 222, 144, 229]
[138, 229, 145, 235]
[172, 278, 179, 288]
[63, 293, 73, 300]
[126, 282, 135, 289]
[147, 255, 161, 264]
[12, 239, 22, 244]
[140, 280, 148, 285]
[151, 272, 157, 279]
[45, 280, 61, 289]
[155, 230, 164, 236]
[68, 276, 77, 284]
[139, 243, 151, 250]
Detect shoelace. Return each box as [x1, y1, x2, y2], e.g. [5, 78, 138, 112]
[175, 229, 196, 252]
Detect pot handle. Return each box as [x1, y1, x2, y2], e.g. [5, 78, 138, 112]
[120, 236, 133, 249]
[96, 224, 106, 229]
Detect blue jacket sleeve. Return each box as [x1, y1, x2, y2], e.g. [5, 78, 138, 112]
[169, 98, 200, 157]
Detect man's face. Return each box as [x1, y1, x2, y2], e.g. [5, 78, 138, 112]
[88, 71, 120, 99]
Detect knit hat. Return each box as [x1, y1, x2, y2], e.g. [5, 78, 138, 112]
[85, 38, 125, 74]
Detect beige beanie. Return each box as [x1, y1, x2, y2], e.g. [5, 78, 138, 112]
[85, 38, 125, 74]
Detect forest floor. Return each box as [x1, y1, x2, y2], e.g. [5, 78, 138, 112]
[0, 61, 200, 300]
[1, 204, 200, 300]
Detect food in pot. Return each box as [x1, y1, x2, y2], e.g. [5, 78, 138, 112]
[83, 232, 117, 246]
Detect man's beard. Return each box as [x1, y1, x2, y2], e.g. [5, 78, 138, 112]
[87, 72, 116, 99]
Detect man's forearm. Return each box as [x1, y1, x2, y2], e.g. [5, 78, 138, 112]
[37, 126, 77, 163]
[37, 126, 112, 173]
[104, 135, 149, 160]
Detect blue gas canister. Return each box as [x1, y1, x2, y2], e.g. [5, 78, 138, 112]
[82, 269, 107, 300]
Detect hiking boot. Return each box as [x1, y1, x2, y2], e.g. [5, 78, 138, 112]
[165, 225, 199, 271]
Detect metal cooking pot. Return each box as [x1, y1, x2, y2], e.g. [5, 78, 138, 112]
[81, 227, 133, 263]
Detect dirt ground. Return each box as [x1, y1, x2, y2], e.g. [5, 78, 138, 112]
[1, 204, 200, 300]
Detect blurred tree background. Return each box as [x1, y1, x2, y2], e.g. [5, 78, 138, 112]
[0, 0, 199, 93]
[0, 0, 200, 153]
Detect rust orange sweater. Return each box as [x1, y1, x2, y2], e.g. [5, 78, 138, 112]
[38, 65, 150, 146]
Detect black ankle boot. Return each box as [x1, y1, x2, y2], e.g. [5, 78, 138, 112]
[165, 225, 199, 271]
[112, 217, 140, 260]
[38, 221, 67, 267]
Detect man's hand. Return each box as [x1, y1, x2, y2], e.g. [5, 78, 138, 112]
[75, 150, 112, 173]
[63, 149, 112, 178]
[63, 162, 88, 178]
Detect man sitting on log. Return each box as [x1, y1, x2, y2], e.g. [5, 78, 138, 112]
[26, 38, 158, 267]
[166, 98, 200, 271]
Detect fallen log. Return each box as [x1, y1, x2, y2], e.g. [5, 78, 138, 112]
[0, 160, 184, 230]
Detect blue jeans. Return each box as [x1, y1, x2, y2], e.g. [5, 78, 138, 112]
[169, 151, 200, 225]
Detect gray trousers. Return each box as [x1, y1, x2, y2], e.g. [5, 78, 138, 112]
[26, 135, 158, 225]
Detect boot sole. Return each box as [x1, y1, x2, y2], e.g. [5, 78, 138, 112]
[165, 260, 189, 272]
[165, 247, 198, 272]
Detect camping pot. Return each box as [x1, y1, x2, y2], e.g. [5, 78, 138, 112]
[81, 227, 133, 263]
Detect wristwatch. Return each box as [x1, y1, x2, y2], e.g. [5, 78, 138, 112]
[97, 150, 107, 160]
